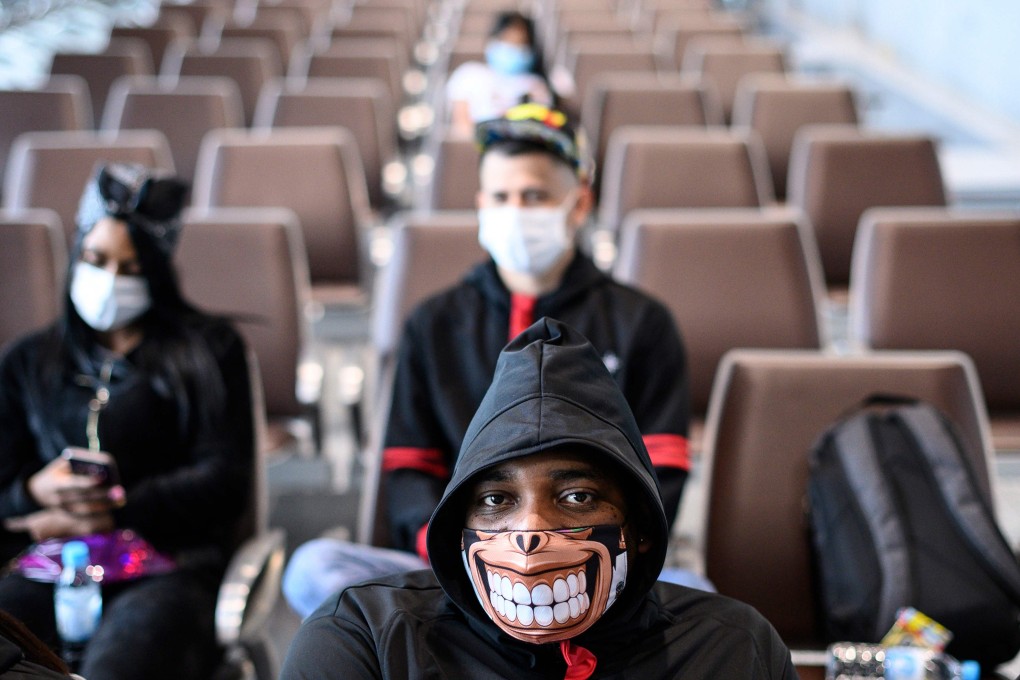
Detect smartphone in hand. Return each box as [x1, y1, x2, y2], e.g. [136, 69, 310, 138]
[62, 448, 120, 486]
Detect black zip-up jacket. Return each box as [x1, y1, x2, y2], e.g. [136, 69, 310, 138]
[0, 320, 253, 575]
[281, 318, 796, 680]
[384, 253, 690, 553]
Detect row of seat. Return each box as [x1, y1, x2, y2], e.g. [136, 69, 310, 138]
[47, 33, 406, 126]
[440, 0, 779, 118]
[5, 0, 801, 227]
[1, 125, 373, 309]
[15, 198, 1018, 457]
[415, 118, 945, 293]
[349, 205, 1020, 460]
[0, 73, 397, 211]
[419, 1, 946, 301]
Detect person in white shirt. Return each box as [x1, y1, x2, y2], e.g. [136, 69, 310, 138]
[446, 11, 555, 137]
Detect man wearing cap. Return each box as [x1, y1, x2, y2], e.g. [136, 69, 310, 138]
[280, 318, 795, 680]
[282, 104, 692, 617]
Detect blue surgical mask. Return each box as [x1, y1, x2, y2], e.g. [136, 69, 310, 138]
[485, 41, 535, 75]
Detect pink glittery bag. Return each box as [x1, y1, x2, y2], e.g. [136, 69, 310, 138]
[14, 529, 176, 583]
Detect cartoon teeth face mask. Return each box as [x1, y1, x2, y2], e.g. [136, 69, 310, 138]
[462, 525, 628, 644]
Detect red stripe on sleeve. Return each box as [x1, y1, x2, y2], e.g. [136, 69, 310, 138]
[643, 434, 690, 471]
[382, 447, 450, 478]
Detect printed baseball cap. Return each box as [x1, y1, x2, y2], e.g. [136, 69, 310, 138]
[475, 103, 594, 182]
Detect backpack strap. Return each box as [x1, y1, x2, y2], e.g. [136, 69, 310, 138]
[895, 404, 1020, 605]
[832, 413, 913, 636]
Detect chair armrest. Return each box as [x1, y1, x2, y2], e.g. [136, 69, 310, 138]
[790, 648, 828, 680]
[215, 528, 286, 647]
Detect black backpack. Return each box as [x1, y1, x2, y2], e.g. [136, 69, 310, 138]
[807, 397, 1020, 668]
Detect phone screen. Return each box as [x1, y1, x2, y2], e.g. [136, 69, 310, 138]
[65, 451, 120, 485]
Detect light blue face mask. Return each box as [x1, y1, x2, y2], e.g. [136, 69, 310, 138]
[485, 40, 535, 75]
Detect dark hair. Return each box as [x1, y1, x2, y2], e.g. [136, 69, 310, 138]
[0, 609, 71, 673]
[488, 11, 552, 88]
[481, 138, 580, 178]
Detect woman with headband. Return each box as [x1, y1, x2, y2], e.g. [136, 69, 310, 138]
[0, 163, 254, 679]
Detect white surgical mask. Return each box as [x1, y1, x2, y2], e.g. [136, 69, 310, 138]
[70, 261, 151, 332]
[478, 196, 575, 275]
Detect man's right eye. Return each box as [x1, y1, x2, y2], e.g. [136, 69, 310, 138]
[480, 493, 508, 507]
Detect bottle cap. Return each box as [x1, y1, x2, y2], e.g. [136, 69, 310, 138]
[61, 540, 90, 569]
[960, 660, 980, 680]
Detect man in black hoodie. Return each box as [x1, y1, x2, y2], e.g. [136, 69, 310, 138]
[280, 318, 796, 679]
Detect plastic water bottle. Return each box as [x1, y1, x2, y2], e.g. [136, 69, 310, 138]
[54, 540, 102, 670]
[883, 646, 980, 680]
[826, 641, 886, 678]
[826, 643, 980, 680]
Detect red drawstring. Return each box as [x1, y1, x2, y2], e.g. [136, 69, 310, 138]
[508, 293, 537, 341]
[560, 640, 597, 680]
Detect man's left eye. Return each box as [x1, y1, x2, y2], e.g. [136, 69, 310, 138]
[564, 492, 593, 504]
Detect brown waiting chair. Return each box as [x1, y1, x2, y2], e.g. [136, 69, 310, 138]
[540, 0, 619, 50]
[613, 207, 827, 452]
[161, 37, 281, 125]
[0, 209, 67, 350]
[253, 77, 397, 212]
[634, 4, 719, 36]
[653, 12, 748, 71]
[786, 125, 946, 295]
[597, 126, 774, 234]
[699, 348, 994, 679]
[443, 34, 486, 74]
[110, 12, 195, 72]
[236, 0, 332, 37]
[2, 129, 175, 247]
[413, 130, 481, 212]
[580, 72, 724, 176]
[50, 38, 154, 125]
[731, 74, 859, 200]
[177, 207, 315, 455]
[356, 210, 487, 548]
[101, 75, 244, 181]
[563, 43, 659, 119]
[331, 5, 419, 59]
[290, 39, 405, 109]
[191, 126, 372, 307]
[0, 76, 92, 199]
[680, 36, 787, 123]
[157, 0, 231, 37]
[548, 15, 636, 67]
[212, 13, 306, 73]
[847, 207, 1020, 452]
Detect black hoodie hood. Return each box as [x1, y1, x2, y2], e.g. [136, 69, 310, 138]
[427, 317, 669, 639]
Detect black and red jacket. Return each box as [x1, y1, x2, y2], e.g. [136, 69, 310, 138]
[383, 252, 690, 556]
